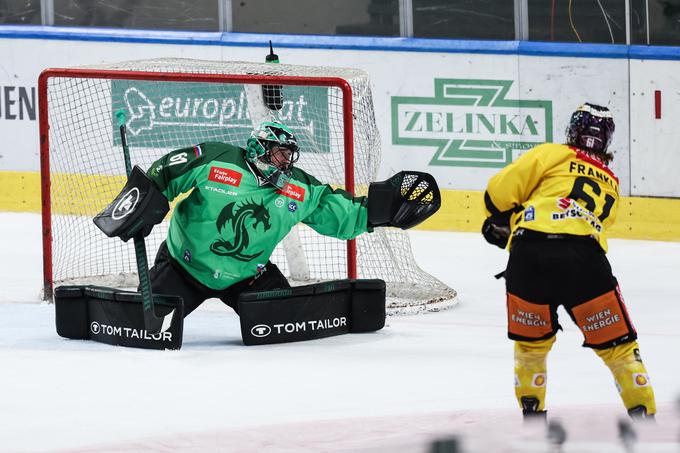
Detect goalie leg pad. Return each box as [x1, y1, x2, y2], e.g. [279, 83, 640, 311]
[55, 285, 184, 350]
[238, 279, 386, 345]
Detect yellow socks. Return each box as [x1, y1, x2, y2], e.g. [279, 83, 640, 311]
[514, 338, 655, 419]
[514, 336, 556, 413]
[595, 341, 656, 417]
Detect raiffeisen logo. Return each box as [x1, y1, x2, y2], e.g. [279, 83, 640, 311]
[391, 79, 552, 168]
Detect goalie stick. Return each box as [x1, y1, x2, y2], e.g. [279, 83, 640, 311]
[115, 109, 174, 335]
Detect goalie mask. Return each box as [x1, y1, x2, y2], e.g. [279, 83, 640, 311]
[245, 121, 300, 189]
[566, 103, 615, 154]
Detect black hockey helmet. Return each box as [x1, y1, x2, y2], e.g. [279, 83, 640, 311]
[565, 103, 615, 154]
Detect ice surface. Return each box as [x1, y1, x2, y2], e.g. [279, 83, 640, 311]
[0, 212, 678, 452]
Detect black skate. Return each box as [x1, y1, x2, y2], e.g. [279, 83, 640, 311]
[521, 396, 547, 422]
[627, 405, 655, 421]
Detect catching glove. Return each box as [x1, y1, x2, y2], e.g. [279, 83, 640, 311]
[367, 171, 441, 229]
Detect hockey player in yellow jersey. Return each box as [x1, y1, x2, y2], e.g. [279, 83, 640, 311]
[483, 103, 656, 421]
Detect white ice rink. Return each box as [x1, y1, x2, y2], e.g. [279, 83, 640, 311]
[1, 212, 679, 452]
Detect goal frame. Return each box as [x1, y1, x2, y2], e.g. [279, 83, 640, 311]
[38, 68, 359, 300]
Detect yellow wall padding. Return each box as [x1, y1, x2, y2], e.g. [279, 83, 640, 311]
[415, 189, 680, 242]
[417, 190, 485, 233]
[2, 171, 680, 242]
[0, 171, 42, 213]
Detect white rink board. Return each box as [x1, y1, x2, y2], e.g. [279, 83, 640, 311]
[629, 59, 680, 197]
[517, 55, 630, 195]
[0, 35, 679, 196]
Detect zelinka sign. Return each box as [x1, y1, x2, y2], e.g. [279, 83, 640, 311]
[111, 81, 329, 152]
[392, 79, 552, 168]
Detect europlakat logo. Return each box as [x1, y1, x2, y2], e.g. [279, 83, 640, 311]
[111, 81, 331, 152]
[391, 79, 553, 168]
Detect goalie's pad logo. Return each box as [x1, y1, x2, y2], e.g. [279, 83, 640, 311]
[210, 199, 270, 261]
[90, 321, 173, 342]
[249, 318, 348, 339]
[251, 324, 272, 338]
[112, 188, 140, 220]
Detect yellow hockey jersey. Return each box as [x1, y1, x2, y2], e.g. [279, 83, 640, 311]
[484, 143, 619, 252]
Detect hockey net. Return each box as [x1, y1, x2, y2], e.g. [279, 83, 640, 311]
[39, 58, 457, 315]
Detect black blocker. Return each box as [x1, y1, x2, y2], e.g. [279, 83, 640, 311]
[93, 165, 169, 242]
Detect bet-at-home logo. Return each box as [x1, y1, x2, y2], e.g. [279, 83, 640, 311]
[391, 79, 553, 168]
[111, 81, 329, 151]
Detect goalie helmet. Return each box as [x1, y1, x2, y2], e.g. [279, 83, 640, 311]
[565, 103, 615, 154]
[245, 121, 300, 189]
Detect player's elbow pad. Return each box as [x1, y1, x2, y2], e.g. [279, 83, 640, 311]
[93, 165, 169, 242]
[367, 171, 441, 230]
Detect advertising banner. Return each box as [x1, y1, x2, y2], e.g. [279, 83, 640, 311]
[0, 34, 677, 201]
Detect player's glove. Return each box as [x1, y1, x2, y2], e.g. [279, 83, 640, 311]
[367, 171, 441, 229]
[93, 165, 169, 242]
[482, 212, 512, 249]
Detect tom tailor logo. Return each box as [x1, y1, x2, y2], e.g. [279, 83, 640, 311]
[209, 167, 242, 187]
[250, 318, 347, 338]
[90, 321, 173, 342]
[278, 183, 305, 201]
[251, 324, 272, 338]
[391, 79, 552, 168]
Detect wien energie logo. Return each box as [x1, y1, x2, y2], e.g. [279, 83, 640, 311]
[391, 79, 552, 168]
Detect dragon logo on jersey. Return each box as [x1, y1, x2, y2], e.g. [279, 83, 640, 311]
[210, 199, 271, 261]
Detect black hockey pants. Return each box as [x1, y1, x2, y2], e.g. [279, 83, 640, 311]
[147, 241, 290, 317]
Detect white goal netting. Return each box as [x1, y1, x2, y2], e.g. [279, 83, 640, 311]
[41, 58, 457, 314]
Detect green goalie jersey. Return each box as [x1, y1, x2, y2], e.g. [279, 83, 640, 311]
[147, 142, 371, 290]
